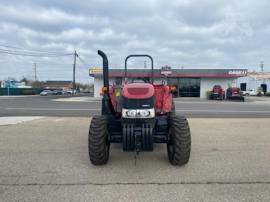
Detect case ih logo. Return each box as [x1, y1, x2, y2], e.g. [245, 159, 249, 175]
[228, 70, 247, 75]
[161, 65, 172, 76]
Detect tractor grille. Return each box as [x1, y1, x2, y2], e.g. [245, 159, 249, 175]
[122, 96, 154, 109]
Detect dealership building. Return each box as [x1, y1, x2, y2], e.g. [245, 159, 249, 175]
[237, 72, 270, 94]
[89, 68, 248, 98]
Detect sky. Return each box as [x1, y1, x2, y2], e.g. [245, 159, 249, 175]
[0, 0, 269, 83]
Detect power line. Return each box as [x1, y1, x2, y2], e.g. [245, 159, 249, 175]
[77, 55, 88, 65]
[0, 44, 72, 55]
[0, 49, 73, 57]
[14, 60, 73, 66]
[77, 55, 91, 70]
[0, 46, 90, 85]
[0, 60, 73, 68]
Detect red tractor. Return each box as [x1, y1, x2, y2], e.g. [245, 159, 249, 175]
[210, 85, 225, 100]
[88, 50, 191, 166]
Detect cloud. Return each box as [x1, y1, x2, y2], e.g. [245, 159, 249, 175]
[0, 0, 270, 82]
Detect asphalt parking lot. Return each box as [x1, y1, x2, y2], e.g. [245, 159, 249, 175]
[0, 116, 270, 201]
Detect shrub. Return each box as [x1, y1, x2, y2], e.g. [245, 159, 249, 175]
[206, 91, 212, 99]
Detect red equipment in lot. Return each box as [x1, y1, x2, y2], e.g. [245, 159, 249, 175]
[88, 50, 191, 166]
[210, 85, 225, 100]
[226, 87, 245, 101]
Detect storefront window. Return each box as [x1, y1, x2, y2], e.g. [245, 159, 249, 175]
[167, 78, 179, 97]
[115, 77, 122, 86]
[167, 78, 200, 97]
[179, 78, 200, 97]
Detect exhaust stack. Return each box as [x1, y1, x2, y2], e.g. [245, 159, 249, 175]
[97, 50, 115, 115]
[98, 50, 109, 92]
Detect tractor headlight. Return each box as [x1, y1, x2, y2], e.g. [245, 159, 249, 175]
[126, 110, 137, 118]
[122, 108, 155, 118]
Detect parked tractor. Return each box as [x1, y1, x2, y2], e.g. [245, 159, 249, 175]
[210, 85, 225, 100]
[226, 87, 245, 101]
[88, 50, 191, 166]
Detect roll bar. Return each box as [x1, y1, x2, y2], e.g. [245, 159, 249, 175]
[124, 55, 154, 84]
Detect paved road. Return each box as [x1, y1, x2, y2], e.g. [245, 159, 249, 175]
[0, 117, 269, 201]
[1, 96, 270, 118]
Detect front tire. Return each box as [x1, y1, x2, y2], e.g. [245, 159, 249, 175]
[88, 115, 110, 165]
[167, 115, 191, 165]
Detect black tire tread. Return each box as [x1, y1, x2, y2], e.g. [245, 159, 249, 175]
[167, 115, 191, 166]
[88, 115, 110, 165]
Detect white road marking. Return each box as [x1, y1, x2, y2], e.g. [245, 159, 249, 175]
[176, 109, 270, 113]
[0, 95, 39, 98]
[54, 118, 65, 122]
[4, 107, 270, 113]
[53, 97, 101, 102]
[0, 116, 45, 126]
[174, 100, 270, 105]
[6, 107, 99, 111]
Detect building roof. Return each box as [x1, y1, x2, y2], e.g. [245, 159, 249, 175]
[247, 72, 270, 80]
[89, 68, 248, 78]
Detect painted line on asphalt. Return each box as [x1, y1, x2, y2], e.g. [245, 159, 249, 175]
[6, 107, 99, 111]
[0, 95, 39, 98]
[0, 116, 45, 126]
[174, 101, 270, 105]
[5, 107, 270, 114]
[176, 109, 270, 113]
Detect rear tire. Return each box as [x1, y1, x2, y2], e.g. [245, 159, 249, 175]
[88, 115, 110, 165]
[167, 115, 191, 165]
[170, 101, 176, 115]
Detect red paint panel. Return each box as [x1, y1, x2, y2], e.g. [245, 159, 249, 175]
[122, 83, 154, 99]
[154, 85, 172, 113]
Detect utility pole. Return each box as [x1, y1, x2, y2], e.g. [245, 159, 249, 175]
[73, 50, 78, 96]
[260, 61, 264, 73]
[34, 63, 37, 81]
[144, 60, 147, 69]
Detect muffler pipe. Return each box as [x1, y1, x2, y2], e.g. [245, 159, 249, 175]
[98, 50, 109, 92]
[98, 50, 116, 115]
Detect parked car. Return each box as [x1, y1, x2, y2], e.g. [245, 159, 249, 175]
[40, 90, 54, 96]
[52, 90, 63, 95]
[226, 87, 244, 101]
[63, 89, 77, 95]
[209, 85, 225, 100]
[242, 89, 258, 96]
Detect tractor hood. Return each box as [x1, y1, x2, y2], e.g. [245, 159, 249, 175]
[122, 83, 154, 99]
